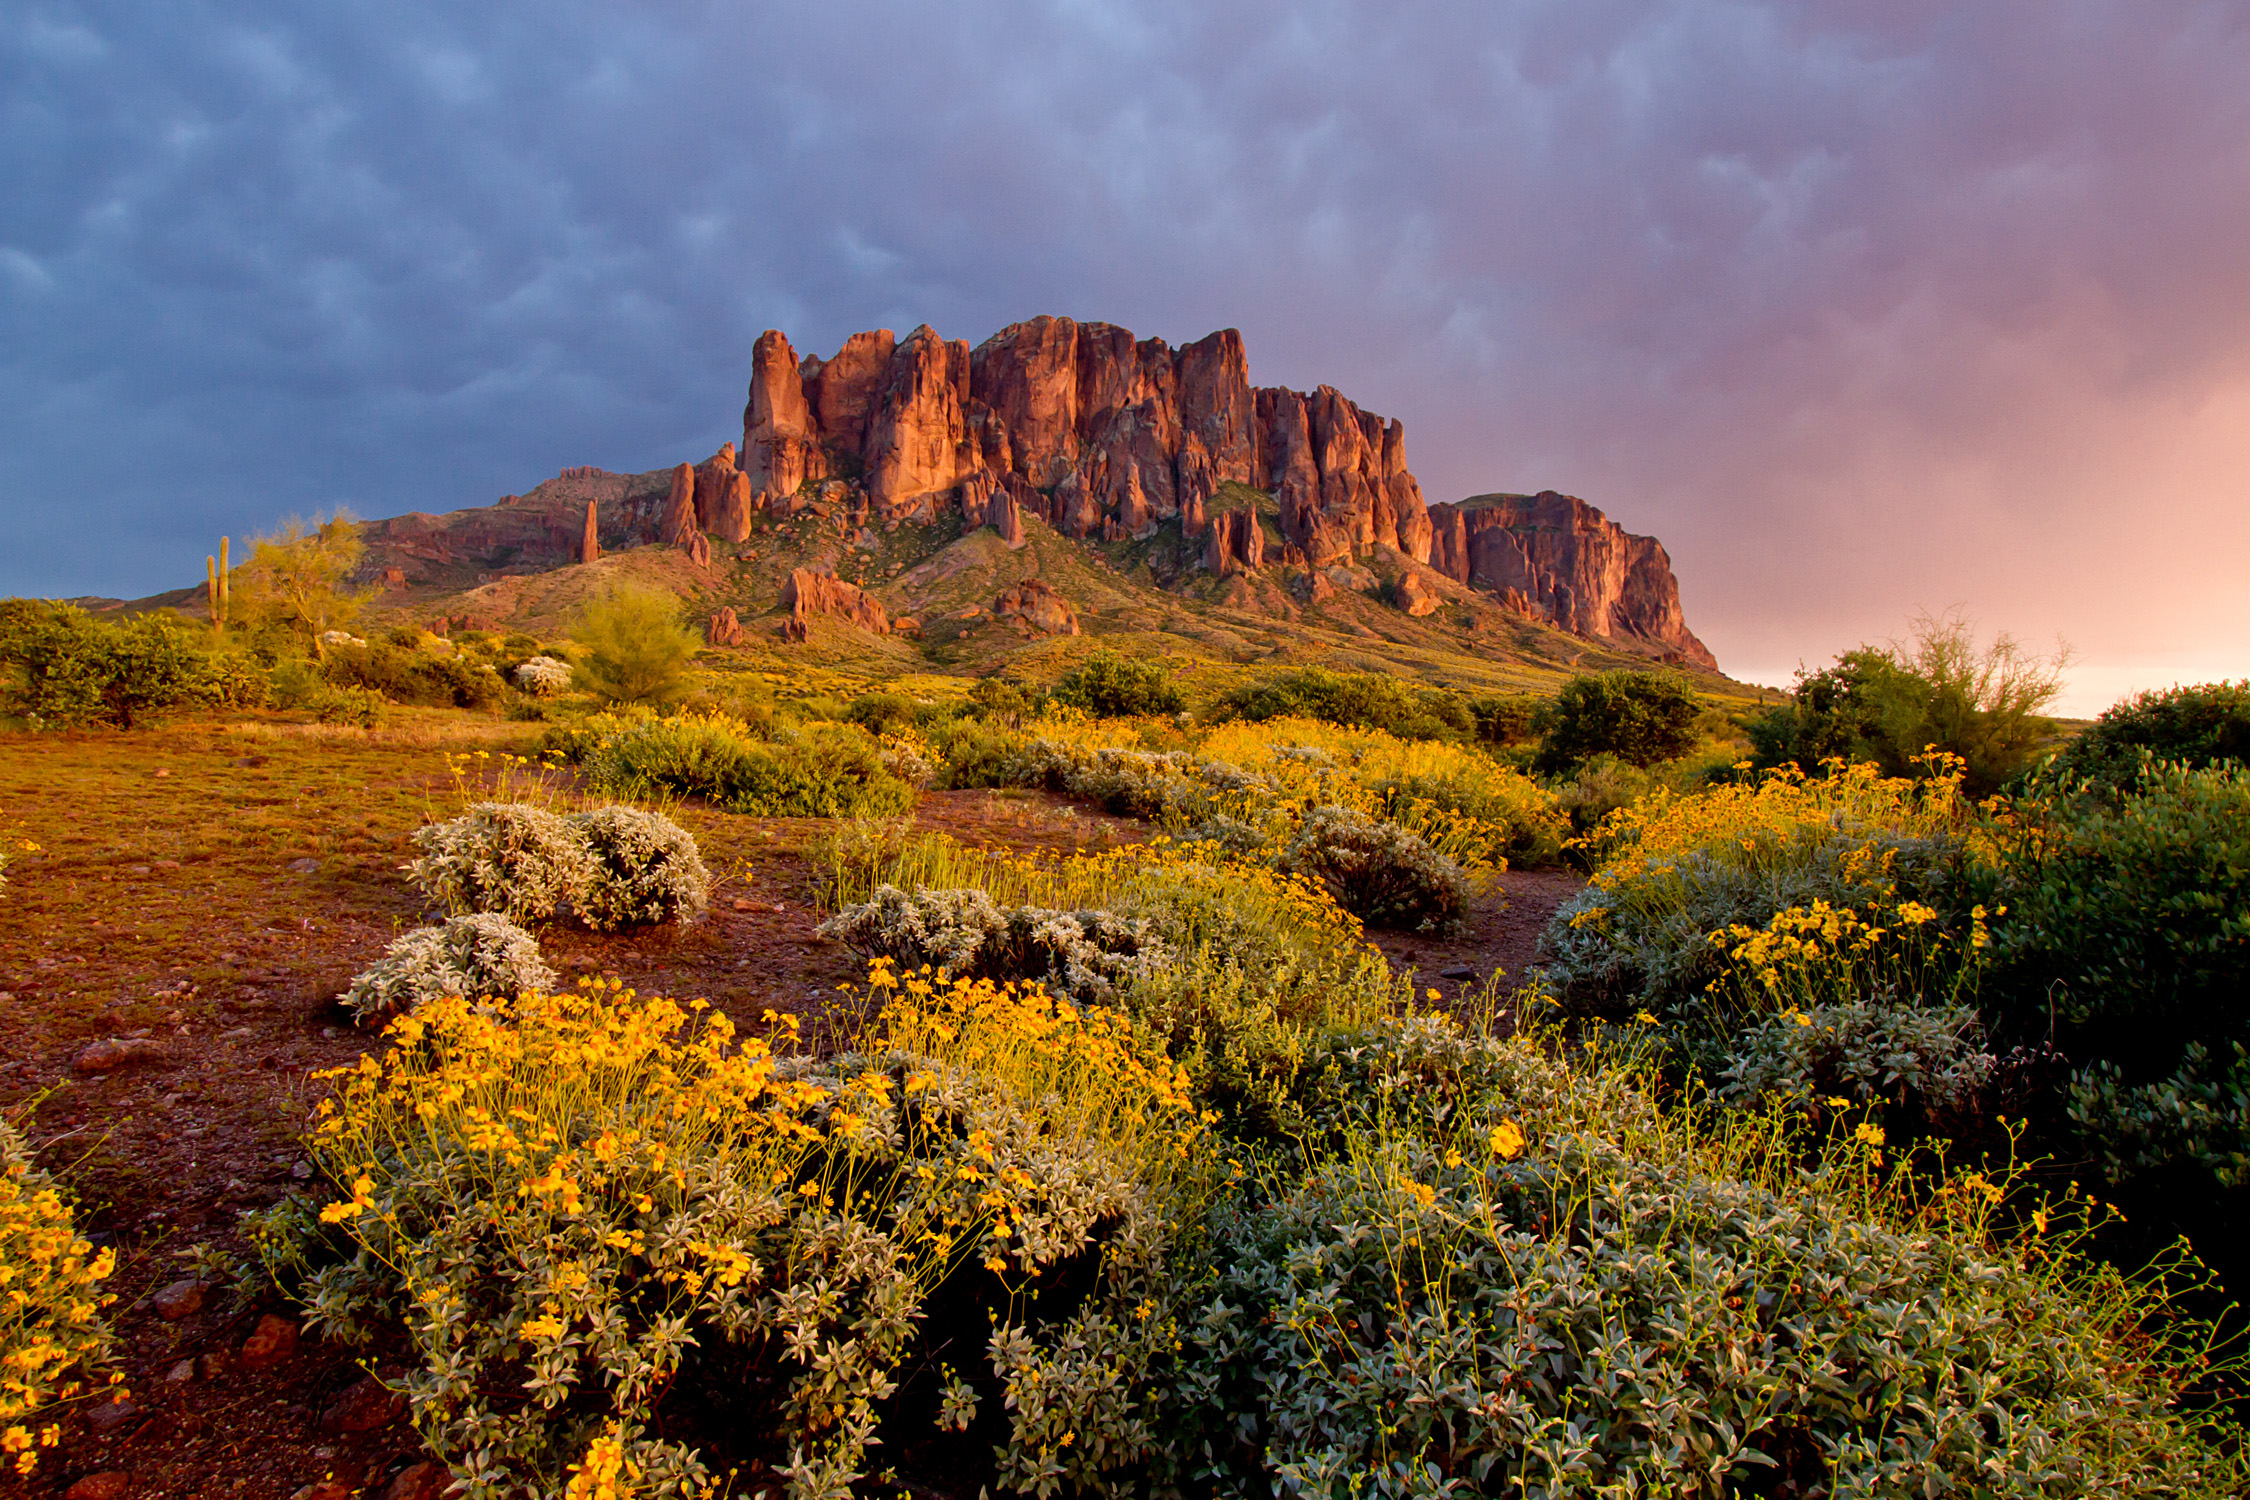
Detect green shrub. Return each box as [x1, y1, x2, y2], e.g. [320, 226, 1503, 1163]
[967, 676, 1036, 725]
[339, 912, 559, 1023]
[571, 588, 697, 706]
[1980, 764, 2250, 1194]
[322, 640, 504, 709]
[0, 602, 213, 729]
[1165, 1040, 2244, 1498]
[308, 683, 391, 729]
[1215, 667, 1473, 742]
[1533, 669, 1701, 774]
[1050, 650, 1184, 718]
[2050, 679, 2250, 788]
[1466, 691, 1541, 746]
[925, 717, 1027, 788]
[1278, 804, 1468, 933]
[726, 725, 918, 818]
[844, 691, 923, 738]
[1719, 1001, 1996, 1124]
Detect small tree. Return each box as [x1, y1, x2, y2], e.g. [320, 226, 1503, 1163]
[2051, 680, 2250, 789]
[235, 512, 368, 657]
[572, 588, 697, 706]
[1535, 670, 1701, 774]
[1749, 608, 2068, 794]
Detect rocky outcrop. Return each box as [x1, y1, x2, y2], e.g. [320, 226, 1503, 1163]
[660, 463, 698, 545]
[1426, 492, 1716, 668]
[706, 607, 745, 648]
[577, 502, 599, 565]
[1205, 508, 1264, 579]
[992, 579, 1079, 636]
[780, 567, 890, 640]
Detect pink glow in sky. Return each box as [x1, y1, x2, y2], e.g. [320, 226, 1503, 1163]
[4, 2, 2246, 715]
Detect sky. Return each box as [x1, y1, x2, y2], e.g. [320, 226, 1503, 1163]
[5, 1, 2248, 714]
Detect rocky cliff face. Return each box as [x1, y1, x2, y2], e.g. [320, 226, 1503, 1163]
[1427, 492, 1716, 669]
[739, 314, 1714, 668]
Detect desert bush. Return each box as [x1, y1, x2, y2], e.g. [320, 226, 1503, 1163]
[260, 976, 1198, 1499]
[407, 803, 594, 923]
[1533, 668, 1701, 774]
[1278, 804, 1468, 933]
[1551, 754, 1660, 850]
[233, 512, 368, 654]
[0, 1114, 119, 1477]
[966, 676, 1036, 725]
[1543, 760, 1974, 1017]
[1979, 763, 2250, 1195]
[322, 640, 504, 710]
[198, 652, 271, 709]
[1214, 667, 1473, 742]
[339, 913, 559, 1022]
[924, 716, 1027, 788]
[1466, 691, 1541, 746]
[2067, 1041, 2250, 1193]
[570, 806, 712, 931]
[1720, 1001, 1997, 1121]
[571, 588, 697, 706]
[1049, 649, 1184, 718]
[0, 603, 213, 729]
[843, 690, 922, 737]
[1748, 609, 2068, 795]
[582, 713, 916, 819]
[820, 886, 1176, 1004]
[2049, 679, 2250, 788]
[512, 655, 573, 696]
[1164, 1057, 2245, 1499]
[307, 682, 391, 729]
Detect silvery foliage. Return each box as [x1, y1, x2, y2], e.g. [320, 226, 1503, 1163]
[572, 804, 712, 931]
[512, 655, 573, 695]
[998, 740, 1281, 824]
[340, 912, 559, 1022]
[1721, 1002, 1997, 1115]
[819, 885, 1176, 1002]
[408, 801, 709, 930]
[407, 802, 594, 922]
[1540, 829, 1965, 1012]
[317, 629, 367, 649]
[1279, 803, 1469, 933]
[876, 739, 933, 787]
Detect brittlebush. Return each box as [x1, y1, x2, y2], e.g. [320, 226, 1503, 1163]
[0, 1117, 121, 1478]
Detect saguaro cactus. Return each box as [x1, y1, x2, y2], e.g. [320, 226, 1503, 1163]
[205, 536, 230, 634]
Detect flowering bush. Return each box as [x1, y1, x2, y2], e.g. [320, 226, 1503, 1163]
[408, 802, 594, 922]
[1149, 1011, 2247, 1499]
[1278, 804, 1468, 933]
[338, 913, 559, 1023]
[513, 655, 574, 696]
[819, 885, 1177, 1003]
[259, 975, 1199, 1500]
[0, 1116, 119, 1478]
[1543, 759, 1975, 1016]
[570, 806, 711, 931]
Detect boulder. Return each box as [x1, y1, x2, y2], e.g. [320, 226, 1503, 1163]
[239, 1313, 299, 1371]
[1394, 569, 1443, 618]
[685, 531, 711, 569]
[992, 579, 1080, 636]
[780, 568, 890, 638]
[706, 607, 745, 648]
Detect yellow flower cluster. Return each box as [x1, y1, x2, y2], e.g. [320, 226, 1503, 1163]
[0, 1125, 118, 1477]
[1579, 756, 1968, 895]
[563, 1421, 642, 1500]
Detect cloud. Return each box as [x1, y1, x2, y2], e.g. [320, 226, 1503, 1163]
[3, 0, 2246, 712]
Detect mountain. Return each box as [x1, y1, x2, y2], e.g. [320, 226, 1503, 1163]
[349, 315, 1718, 673]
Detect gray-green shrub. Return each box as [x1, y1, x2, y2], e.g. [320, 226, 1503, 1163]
[339, 913, 559, 1022]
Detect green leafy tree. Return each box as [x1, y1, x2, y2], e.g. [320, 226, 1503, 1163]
[235, 511, 369, 657]
[1750, 608, 2068, 794]
[1534, 670, 1701, 774]
[1050, 650, 1185, 718]
[572, 588, 697, 706]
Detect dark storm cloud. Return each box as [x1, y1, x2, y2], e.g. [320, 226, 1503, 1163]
[6, 1, 2248, 704]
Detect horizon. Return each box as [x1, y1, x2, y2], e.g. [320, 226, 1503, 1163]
[6, 3, 2248, 716]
